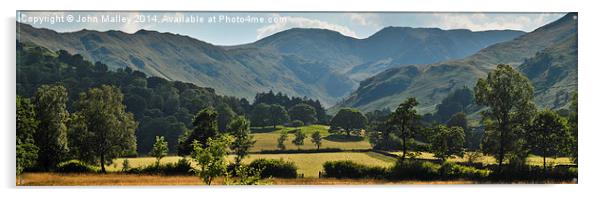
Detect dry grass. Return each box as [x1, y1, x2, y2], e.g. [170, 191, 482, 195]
[19, 173, 204, 186]
[18, 173, 476, 186]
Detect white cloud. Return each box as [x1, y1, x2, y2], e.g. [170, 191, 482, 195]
[256, 14, 358, 39]
[119, 11, 157, 33]
[347, 13, 381, 26]
[426, 13, 564, 32]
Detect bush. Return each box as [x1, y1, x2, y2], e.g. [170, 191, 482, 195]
[438, 162, 490, 180]
[322, 160, 387, 179]
[249, 158, 297, 178]
[388, 160, 440, 180]
[487, 164, 577, 182]
[56, 160, 98, 173]
[125, 158, 193, 175]
[290, 120, 304, 127]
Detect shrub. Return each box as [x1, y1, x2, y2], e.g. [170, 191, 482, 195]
[322, 160, 387, 179]
[125, 158, 193, 175]
[56, 160, 98, 173]
[290, 120, 304, 127]
[487, 164, 577, 182]
[438, 162, 490, 180]
[388, 160, 440, 180]
[249, 158, 297, 178]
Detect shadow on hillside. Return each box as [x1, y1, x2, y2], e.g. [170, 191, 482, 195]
[324, 134, 364, 142]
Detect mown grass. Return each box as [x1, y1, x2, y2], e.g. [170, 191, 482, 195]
[250, 124, 372, 152]
[110, 152, 396, 178]
[234, 152, 396, 178]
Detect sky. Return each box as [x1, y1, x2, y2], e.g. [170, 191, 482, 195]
[17, 11, 566, 46]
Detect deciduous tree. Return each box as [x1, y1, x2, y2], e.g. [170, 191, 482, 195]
[71, 85, 138, 173]
[277, 130, 288, 150]
[292, 130, 306, 150]
[180, 107, 219, 155]
[527, 110, 570, 169]
[430, 125, 465, 161]
[16, 96, 39, 177]
[311, 131, 322, 150]
[288, 104, 317, 125]
[330, 108, 368, 136]
[390, 97, 421, 162]
[474, 64, 535, 170]
[34, 84, 70, 170]
[228, 116, 255, 165]
[269, 104, 289, 129]
[150, 136, 168, 167]
[191, 136, 232, 185]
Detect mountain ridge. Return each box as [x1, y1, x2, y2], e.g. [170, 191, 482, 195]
[332, 13, 577, 114]
[17, 22, 526, 106]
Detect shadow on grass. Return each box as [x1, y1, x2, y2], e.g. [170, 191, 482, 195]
[251, 127, 280, 133]
[324, 134, 364, 142]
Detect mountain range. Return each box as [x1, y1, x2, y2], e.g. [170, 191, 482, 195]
[16, 22, 524, 107]
[332, 13, 577, 113]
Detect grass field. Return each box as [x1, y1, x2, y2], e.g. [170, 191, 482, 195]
[110, 152, 396, 177]
[250, 125, 372, 152]
[18, 173, 478, 186]
[387, 151, 575, 166]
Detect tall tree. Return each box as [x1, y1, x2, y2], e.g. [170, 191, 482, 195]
[288, 104, 317, 125]
[228, 116, 256, 165]
[330, 108, 368, 136]
[71, 85, 138, 173]
[216, 103, 237, 133]
[527, 110, 570, 169]
[430, 125, 465, 161]
[181, 107, 219, 155]
[250, 103, 271, 128]
[390, 97, 421, 162]
[34, 84, 70, 170]
[474, 64, 535, 170]
[16, 96, 39, 178]
[292, 130, 306, 150]
[269, 104, 289, 129]
[150, 136, 169, 167]
[311, 131, 322, 150]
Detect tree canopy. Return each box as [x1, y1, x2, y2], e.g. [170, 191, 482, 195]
[330, 108, 368, 136]
[475, 64, 535, 169]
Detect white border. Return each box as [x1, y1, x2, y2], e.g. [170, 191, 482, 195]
[2, 0, 600, 197]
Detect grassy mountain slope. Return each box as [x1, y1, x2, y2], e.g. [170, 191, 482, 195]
[333, 13, 577, 113]
[519, 35, 577, 109]
[17, 23, 524, 107]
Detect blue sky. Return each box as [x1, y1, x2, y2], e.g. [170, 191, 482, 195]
[17, 11, 566, 46]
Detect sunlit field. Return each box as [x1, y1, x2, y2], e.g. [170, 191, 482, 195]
[109, 152, 396, 177]
[250, 125, 372, 152]
[387, 151, 575, 166]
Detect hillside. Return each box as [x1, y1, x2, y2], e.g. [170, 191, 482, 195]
[519, 35, 577, 109]
[17, 23, 523, 106]
[333, 13, 577, 113]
